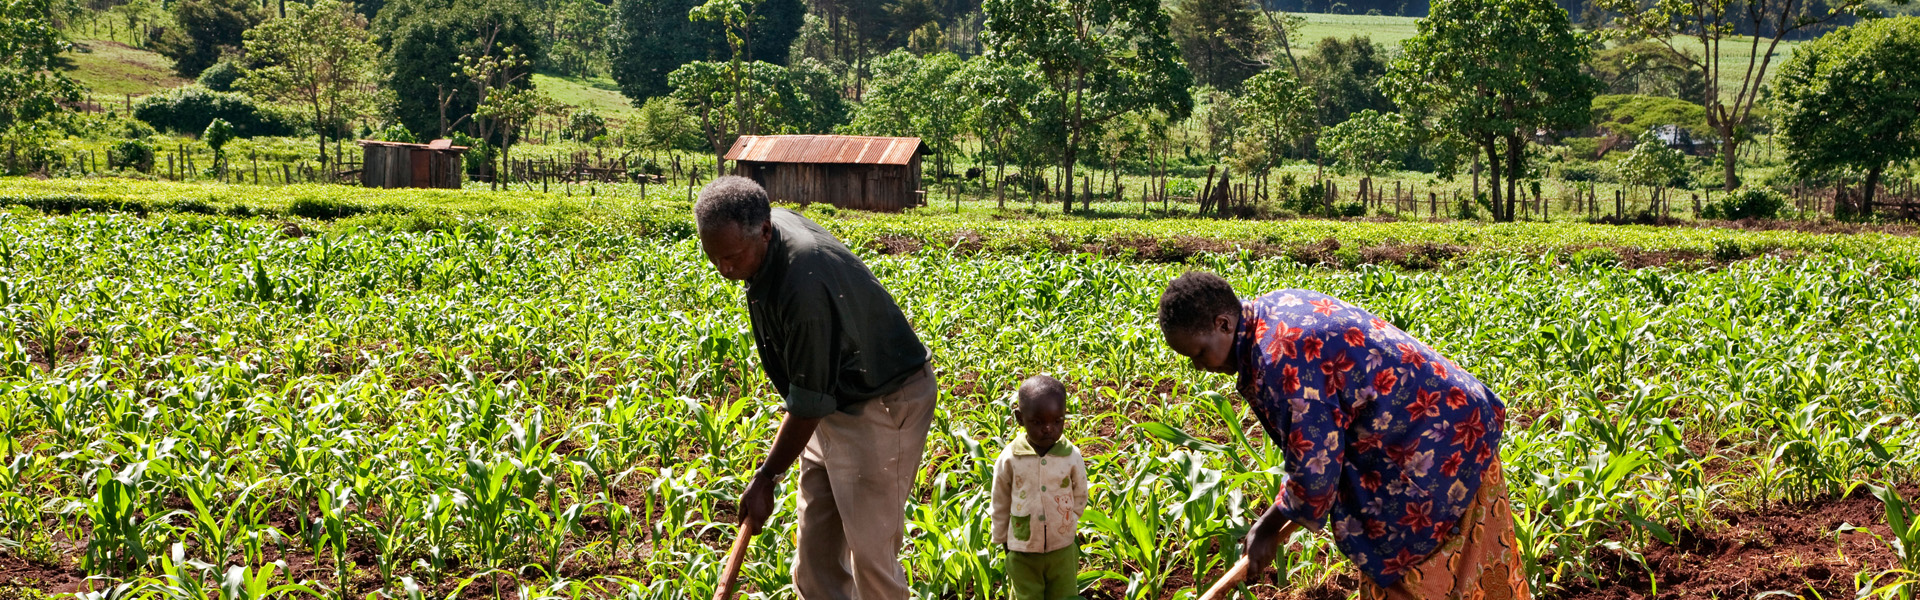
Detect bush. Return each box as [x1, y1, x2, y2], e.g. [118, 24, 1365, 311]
[133, 86, 296, 137]
[1701, 187, 1785, 220]
[374, 123, 417, 144]
[1560, 161, 1605, 183]
[107, 140, 156, 173]
[565, 110, 607, 142]
[196, 61, 244, 92]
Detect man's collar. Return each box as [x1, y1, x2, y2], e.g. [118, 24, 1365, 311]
[1009, 436, 1074, 457]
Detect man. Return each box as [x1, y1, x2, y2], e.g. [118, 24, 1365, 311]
[694, 176, 935, 599]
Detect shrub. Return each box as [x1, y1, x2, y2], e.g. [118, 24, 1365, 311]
[565, 110, 607, 142]
[1701, 187, 1785, 220]
[132, 86, 296, 137]
[374, 123, 417, 144]
[107, 140, 156, 173]
[1560, 161, 1605, 183]
[196, 61, 244, 92]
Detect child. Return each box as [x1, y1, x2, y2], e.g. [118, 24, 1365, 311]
[992, 375, 1088, 600]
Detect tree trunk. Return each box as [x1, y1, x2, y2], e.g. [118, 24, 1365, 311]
[1863, 164, 1884, 218]
[1483, 137, 1504, 221]
[1504, 133, 1523, 223]
[1718, 128, 1742, 191]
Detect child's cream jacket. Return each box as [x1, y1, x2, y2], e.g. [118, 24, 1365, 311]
[991, 436, 1088, 553]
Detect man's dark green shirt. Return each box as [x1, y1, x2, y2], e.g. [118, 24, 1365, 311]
[745, 208, 929, 419]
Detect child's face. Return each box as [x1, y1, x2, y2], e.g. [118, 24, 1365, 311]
[1015, 397, 1066, 451]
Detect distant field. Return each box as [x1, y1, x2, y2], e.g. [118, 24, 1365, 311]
[534, 72, 641, 121]
[60, 39, 185, 99]
[1283, 11, 1802, 100]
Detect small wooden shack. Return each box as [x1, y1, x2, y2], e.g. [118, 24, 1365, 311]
[724, 135, 932, 211]
[358, 139, 468, 189]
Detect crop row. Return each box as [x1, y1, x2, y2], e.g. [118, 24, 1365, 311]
[0, 199, 1916, 598]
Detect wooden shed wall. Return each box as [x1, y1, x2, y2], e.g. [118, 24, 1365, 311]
[360, 146, 463, 189]
[734, 156, 923, 211]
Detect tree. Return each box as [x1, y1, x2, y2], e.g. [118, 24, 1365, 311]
[608, 0, 801, 101]
[238, 0, 381, 173]
[203, 118, 234, 174]
[1170, 0, 1267, 89]
[1772, 16, 1920, 216]
[953, 56, 1044, 208]
[475, 85, 558, 183]
[153, 0, 263, 77]
[983, 0, 1193, 212]
[1231, 69, 1316, 186]
[843, 50, 966, 175]
[1384, 0, 1599, 221]
[1612, 130, 1689, 191]
[669, 60, 784, 170]
[1586, 40, 1707, 100]
[1598, 0, 1898, 191]
[1300, 35, 1394, 128]
[629, 96, 700, 156]
[1, 0, 82, 173]
[1321, 108, 1411, 177]
[540, 0, 613, 76]
[378, 0, 542, 139]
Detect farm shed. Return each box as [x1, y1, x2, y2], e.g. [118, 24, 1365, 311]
[724, 135, 932, 211]
[358, 139, 468, 189]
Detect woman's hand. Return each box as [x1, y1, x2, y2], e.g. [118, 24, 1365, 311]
[1241, 504, 1302, 581]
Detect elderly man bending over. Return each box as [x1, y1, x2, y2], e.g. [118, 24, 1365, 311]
[694, 176, 936, 600]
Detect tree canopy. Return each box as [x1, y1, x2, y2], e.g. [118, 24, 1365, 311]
[1170, 0, 1267, 89]
[1385, 0, 1598, 221]
[377, 0, 542, 140]
[0, 0, 81, 173]
[239, 0, 380, 170]
[1772, 16, 1920, 215]
[153, 0, 264, 77]
[609, 0, 803, 101]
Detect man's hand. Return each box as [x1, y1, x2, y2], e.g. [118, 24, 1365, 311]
[738, 472, 775, 533]
[1241, 505, 1300, 582]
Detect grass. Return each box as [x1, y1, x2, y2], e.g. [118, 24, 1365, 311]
[59, 39, 187, 100]
[533, 72, 641, 121]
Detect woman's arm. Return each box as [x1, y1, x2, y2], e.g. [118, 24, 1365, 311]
[1241, 503, 1305, 580]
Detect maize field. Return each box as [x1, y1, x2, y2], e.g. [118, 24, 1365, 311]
[0, 181, 1918, 599]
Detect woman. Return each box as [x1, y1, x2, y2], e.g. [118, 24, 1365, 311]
[1156, 271, 1528, 599]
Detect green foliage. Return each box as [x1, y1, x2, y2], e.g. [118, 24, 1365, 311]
[1301, 35, 1396, 128]
[1772, 16, 1920, 212]
[1587, 41, 1707, 101]
[626, 96, 701, 152]
[666, 59, 845, 159]
[1321, 109, 1411, 176]
[1568, 246, 1621, 268]
[374, 123, 418, 143]
[1232, 69, 1318, 175]
[132, 86, 297, 137]
[843, 50, 965, 169]
[238, 0, 382, 168]
[376, 0, 542, 140]
[1385, 0, 1599, 221]
[1612, 131, 1689, 188]
[151, 0, 263, 77]
[203, 118, 235, 166]
[107, 139, 156, 172]
[194, 60, 243, 92]
[0, 0, 82, 169]
[538, 0, 613, 76]
[983, 0, 1193, 210]
[1169, 0, 1267, 89]
[1591, 94, 1709, 140]
[564, 109, 607, 141]
[608, 0, 801, 101]
[1699, 187, 1786, 220]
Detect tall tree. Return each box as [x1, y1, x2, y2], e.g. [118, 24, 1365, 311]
[1585, 40, 1707, 100]
[669, 59, 784, 170]
[377, 0, 541, 140]
[1321, 108, 1411, 178]
[1384, 0, 1599, 221]
[843, 50, 966, 174]
[982, 0, 1193, 212]
[1300, 35, 1393, 127]
[238, 0, 380, 173]
[1231, 69, 1316, 188]
[1772, 16, 1920, 216]
[0, 0, 81, 173]
[1169, 0, 1267, 89]
[608, 0, 802, 101]
[152, 0, 263, 77]
[953, 55, 1043, 208]
[1598, 0, 1893, 191]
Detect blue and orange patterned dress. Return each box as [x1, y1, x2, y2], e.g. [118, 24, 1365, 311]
[1233, 289, 1508, 588]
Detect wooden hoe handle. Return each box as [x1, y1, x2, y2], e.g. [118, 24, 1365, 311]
[1198, 556, 1253, 600]
[712, 517, 758, 600]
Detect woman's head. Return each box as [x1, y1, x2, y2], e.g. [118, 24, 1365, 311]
[1157, 271, 1242, 374]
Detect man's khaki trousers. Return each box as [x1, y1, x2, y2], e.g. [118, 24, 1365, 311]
[792, 365, 937, 600]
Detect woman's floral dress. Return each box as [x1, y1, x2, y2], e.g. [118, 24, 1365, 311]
[1233, 289, 1522, 594]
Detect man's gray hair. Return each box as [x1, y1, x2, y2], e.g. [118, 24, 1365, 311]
[695, 176, 772, 231]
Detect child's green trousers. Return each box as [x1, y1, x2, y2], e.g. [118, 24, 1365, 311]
[1006, 544, 1081, 600]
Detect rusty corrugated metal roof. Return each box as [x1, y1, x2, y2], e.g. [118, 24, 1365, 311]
[724, 135, 930, 166]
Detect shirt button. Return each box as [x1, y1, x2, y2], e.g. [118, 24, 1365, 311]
[1041, 486, 1046, 491]
[1040, 459, 1047, 465]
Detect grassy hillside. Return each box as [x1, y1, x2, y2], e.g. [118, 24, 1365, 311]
[534, 72, 641, 121]
[60, 39, 186, 99]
